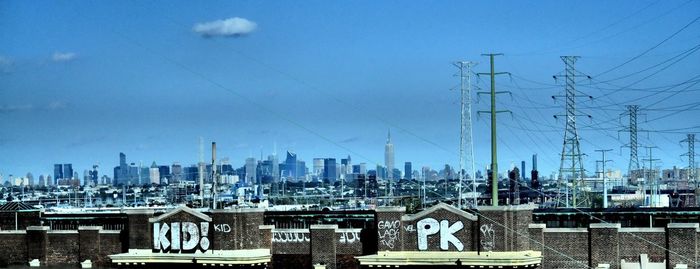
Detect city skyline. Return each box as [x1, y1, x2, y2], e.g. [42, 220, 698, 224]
[2, 1, 700, 179]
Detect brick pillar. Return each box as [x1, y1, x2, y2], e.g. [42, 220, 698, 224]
[375, 206, 404, 252]
[78, 226, 101, 263]
[479, 204, 536, 252]
[667, 223, 698, 268]
[259, 225, 274, 250]
[124, 209, 153, 250]
[528, 224, 546, 268]
[590, 223, 620, 269]
[26, 226, 49, 264]
[310, 224, 337, 269]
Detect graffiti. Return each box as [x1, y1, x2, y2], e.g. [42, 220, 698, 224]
[403, 225, 415, 233]
[339, 231, 360, 244]
[272, 231, 310, 243]
[214, 224, 231, 233]
[416, 218, 464, 251]
[153, 222, 210, 253]
[480, 224, 495, 251]
[378, 220, 400, 249]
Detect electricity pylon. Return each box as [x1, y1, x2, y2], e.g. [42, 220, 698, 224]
[553, 56, 591, 208]
[454, 61, 477, 208]
[681, 134, 699, 188]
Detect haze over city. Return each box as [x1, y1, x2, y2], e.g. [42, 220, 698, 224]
[1, 0, 699, 179]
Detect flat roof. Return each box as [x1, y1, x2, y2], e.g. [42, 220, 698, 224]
[357, 251, 542, 267]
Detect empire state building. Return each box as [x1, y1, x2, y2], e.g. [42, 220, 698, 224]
[385, 129, 395, 180]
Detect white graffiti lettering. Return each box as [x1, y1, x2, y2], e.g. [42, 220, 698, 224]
[339, 231, 360, 244]
[480, 224, 495, 251]
[378, 220, 400, 249]
[153, 222, 209, 253]
[272, 231, 310, 243]
[214, 223, 231, 233]
[403, 225, 416, 233]
[417, 218, 464, 251]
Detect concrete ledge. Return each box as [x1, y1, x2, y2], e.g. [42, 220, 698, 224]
[48, 230, 79, 234]
[78, 226, 103, 231]
[272, 228, 309, 233]
[619, 228, 665, 233]
[478, 204, 538, 211]
[543, 228, 588, 233]
[528, 224, 547, 229]
[375, 206, 406, 213]
[123, 208, 155, 215]
[310, 224, 338, 230]
[26, 226, 50, 231]
[99, 230, 122, 234]
[0, 230, 26, 234]
[337, 228, 362, 233]
[258, 225, 274, 230]
[667, 223, 700, 229]
[211, 207, 266, 213]
[590, 223, 621, 229]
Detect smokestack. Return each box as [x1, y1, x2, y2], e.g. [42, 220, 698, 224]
[212, 142, 217, 209]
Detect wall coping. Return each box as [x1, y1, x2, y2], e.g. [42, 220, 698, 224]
[619, 228, 665, 233]
[337, 228, 362, 232]
[48, 230, 79, 234]
[667, 223, 700, 229]
[590, 223, 621, 229]
[99, 230, 122, 234]
[123, 208, 155, 215]
[273, 228, 309, 233]
[528, 223, 547, 229]
[258, 225, 274, 230]
[310, 224, 338, 230]
[212, 207, 265, 213]
[543, 228, 588, 233]
[478, 204, 538, 211]
[78, 226, 103, 231]
[27, 226, 50, 231]
[375, 206, 406, 213]
[0, 230, 26, 234]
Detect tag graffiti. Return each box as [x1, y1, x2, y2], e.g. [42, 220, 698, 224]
[480, 224, 495, 251]
[339, 231, 360, 244]
[417, 218, 464, 251]
[272, 231, 310, 243]
[378, 220, 400, 249]
[153, 222, 210, 253]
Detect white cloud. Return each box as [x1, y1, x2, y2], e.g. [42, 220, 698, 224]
[47, 101, 67, 110]
[193, 17, 257, 37]
[52, 52, 77, 62]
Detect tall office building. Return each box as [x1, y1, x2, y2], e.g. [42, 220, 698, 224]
[405, 162, 412, 180]
[323, 158, 337, 183]
[269, 154, 280, 183]
[54, 164, 63, 183]
[313, 158, 324, 177]
[245, 158, 257, 185]
[385, 130, 394, 180]
[89, 165, 99, 185]
[63, 164, 73, 180]
[39, 175, 46, 187]
[171, 163, 183, 183]
[149, 162, 160, 185]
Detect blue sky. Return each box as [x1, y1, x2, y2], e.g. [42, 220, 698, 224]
[1, 0, 699, 179]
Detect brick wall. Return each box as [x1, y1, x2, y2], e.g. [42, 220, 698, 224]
[0, 231, 27, 265]
[311, 224, 337, 269]
[542, 228, 589, 269]
[375, 207, 404, 251]
[46, 231, 79, 265]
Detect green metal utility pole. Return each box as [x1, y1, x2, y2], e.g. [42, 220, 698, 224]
[477, 53, 510, 206]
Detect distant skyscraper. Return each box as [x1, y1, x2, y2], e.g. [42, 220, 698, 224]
[89, 165, 99, 185]
[54, 164, 63, 183]
[269, 154, 280, 183]
[158, 165, 170, 183]
[39, 175, 46, 187]
[245, 158, 257, 185]
[63, 164, 73, 180]
[26, 172, 34, 186]
[313, 158, 324, 176]
[385, 130, 394, 180]
[323, 158, 337, 182]
[149, 161, 160, 185]
[405, 162, 412, 180]
[171, 163, 183, 183]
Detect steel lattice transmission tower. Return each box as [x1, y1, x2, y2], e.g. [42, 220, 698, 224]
[620, 105, 641, 185]
[454, 61, 477, 208]
[681, 134, 699, 188]
[553, 56, 590, 208]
